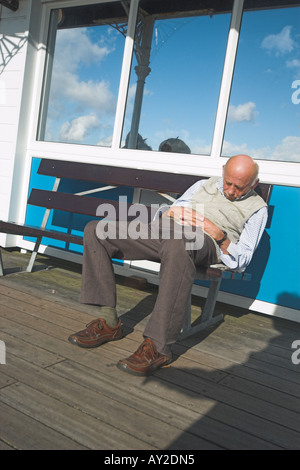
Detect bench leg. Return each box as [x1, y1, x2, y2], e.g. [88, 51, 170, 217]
[26, 237, 42, 272]
[179, 278, 224, 340]
[181, 295, 192, 333]
[26, 206, 53, 273]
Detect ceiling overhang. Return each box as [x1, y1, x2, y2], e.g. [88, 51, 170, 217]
[57, 0, 300, 30]
[0, 0, 18, 11]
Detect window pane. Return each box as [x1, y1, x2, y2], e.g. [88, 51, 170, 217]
[38, 2, 127, 146]
[223, 6, 300, 163]
[122, 4, 232, 155]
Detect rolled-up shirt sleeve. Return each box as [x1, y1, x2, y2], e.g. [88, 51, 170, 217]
[153, 180, 206, 219]
[218, 206, 268, 271]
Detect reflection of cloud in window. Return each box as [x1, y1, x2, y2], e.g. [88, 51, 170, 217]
[223, 136, 300, 162]
[272, 136, 300, 162]
[261, 25, 295, 55]
[47, 28, 116, 132]
[223, 9, 300, 163]
[55, 28, 113, 71]
[287, 59, 300, 68]
[286, 58, 300, 78]
[51, 29, 115, 109]
[59, 113, 100, 143]
[228, 102, 257, 123]
[60, 74, 115, 112]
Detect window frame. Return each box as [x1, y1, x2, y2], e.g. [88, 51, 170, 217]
[27, 0, 300, 187]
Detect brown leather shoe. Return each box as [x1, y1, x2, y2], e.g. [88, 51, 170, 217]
[68, 318, 123, 348]
[117, 338, 172, 376]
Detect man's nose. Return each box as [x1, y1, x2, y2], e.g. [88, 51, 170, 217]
[227, 187, 236, 196]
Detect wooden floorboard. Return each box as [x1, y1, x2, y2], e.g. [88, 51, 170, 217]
[0, 248, 299, 450]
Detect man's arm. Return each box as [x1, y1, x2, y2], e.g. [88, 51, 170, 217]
[153, 180, 205, 219]
[164, 205, 268, 271]
[218, 207, 268, 271]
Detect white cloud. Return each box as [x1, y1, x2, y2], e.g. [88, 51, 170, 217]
[222, 140, 252, 156]
[261, 26, 295, 55]
[287, 59, 300, 69]
[271, 136, 300, 162]
[62, 74, 115, 113]
[55, 28, 112, 72]
[223, 136, 300, 162]
[286, 59, 300, 78]
[59, 114, 100, 142]
[50, 28, 116, 114]
[97, 135, 113, 147]
[228, 102, 257, 123]
[45, 27, 118, 142]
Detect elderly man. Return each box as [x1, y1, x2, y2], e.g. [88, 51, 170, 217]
[68, 155, 268, 376]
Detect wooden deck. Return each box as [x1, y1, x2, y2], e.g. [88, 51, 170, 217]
[0, 248, 299, 450]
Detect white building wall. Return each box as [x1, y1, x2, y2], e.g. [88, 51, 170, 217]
[0, 0, 42, 246]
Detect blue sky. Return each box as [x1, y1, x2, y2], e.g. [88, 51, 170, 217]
[44, 5, 300, 162]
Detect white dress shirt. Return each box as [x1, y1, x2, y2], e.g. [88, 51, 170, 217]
[157, 178, 268, 272]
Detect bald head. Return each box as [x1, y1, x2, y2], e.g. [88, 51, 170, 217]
[222, 155, 259, 201]
[225, 155, 259, 184]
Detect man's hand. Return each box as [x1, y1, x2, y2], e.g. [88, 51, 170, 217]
[164, 206, 204, 227]
[164, 206, 230, 253]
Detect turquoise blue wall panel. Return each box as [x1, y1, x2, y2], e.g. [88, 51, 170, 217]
[255, 185, 300, 310]
[215, 185, 300, 311]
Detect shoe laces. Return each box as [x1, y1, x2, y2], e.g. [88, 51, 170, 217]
[136, 339, 158, 361]
[85, 319, 104, 334]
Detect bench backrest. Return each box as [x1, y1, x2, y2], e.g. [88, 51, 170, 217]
[28, 159, 272, 222]
[36, 158, 272, 201]
[37, 159, 203, 194]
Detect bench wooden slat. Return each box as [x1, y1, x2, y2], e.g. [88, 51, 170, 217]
[0, 221, 83, 245]
[195, 266, 252, 281]
[38, 159, 272, 202]
[29, 189, 116, 217]
[38, 159, 203, 194]
[28, 189, 152, 222]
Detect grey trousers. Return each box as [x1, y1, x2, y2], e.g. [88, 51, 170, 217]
[80, 219, 218, 355]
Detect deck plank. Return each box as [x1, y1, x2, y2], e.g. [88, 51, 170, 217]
[0, 401, 87, 450]
[0, 249, 299, 450]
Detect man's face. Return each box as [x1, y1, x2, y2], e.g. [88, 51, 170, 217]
[223, 166, 258, 201]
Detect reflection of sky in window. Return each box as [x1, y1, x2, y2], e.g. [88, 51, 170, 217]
[223, 7, 300, 162]
[44, 6, 300, 162]
[45, 25, 125, 146]
[123, 14, 230, 154]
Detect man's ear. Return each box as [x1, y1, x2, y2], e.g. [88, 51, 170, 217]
[252, 178, 259, 190]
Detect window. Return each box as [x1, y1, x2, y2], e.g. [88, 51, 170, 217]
[38, 2, 127, 146]
[36, 0, 300, 168]
[122, 3, 232, 154]
[222, 6, 300, 163]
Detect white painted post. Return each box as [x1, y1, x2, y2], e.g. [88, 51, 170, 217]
[210, 0, 244, 158]
[111, 0, 139, 150]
